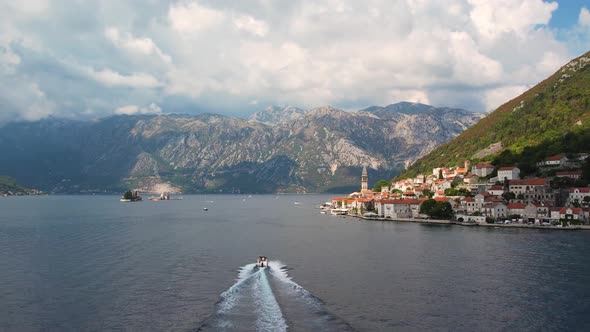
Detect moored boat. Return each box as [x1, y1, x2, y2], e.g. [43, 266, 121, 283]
[330, 208, 348, 215]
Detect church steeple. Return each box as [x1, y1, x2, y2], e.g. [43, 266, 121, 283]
[361, 166, 368, 191]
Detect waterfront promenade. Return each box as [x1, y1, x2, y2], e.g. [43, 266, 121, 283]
[343, 214, 587, 230]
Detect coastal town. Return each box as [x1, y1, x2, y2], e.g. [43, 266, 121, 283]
[329, 154, 590, 228]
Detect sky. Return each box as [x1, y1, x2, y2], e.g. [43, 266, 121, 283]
[0, 0, 589, 123]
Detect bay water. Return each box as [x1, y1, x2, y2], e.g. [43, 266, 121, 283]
[1, 195, 590, 331]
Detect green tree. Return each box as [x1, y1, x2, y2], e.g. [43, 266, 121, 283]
[438, 169, 443, 179]
[422, 189, 433, 198]
[502, 192, 516, 201]
[373, 179, 391, 192]
[430, 201, 454, 219]
[420, 199, 437, 215]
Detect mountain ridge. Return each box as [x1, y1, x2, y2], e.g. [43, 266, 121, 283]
[0, 102, 483, 193]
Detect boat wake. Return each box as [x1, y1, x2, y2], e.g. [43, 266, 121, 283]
[197, 261, 355, 331]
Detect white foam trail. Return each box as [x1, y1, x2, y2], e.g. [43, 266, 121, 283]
[252, 268, 288, 332]
[268, 261, 316, 302]
[218, 263, 259, 314]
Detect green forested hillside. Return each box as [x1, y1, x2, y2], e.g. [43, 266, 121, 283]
[400, 50, 590, 178]
[0, 176, 33, 195]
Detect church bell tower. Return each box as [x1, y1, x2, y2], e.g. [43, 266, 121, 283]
[361, 166, 368, 191]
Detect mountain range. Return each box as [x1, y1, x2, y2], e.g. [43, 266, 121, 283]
[0, 102, 483, 194]
[400, 50, 590, 179]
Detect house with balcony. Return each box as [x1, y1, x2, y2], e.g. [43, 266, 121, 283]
[508, 178, 554, 204]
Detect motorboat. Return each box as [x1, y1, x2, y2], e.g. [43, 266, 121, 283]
[256, 256, 269, 267]
[203, 207, 209, 211]
[330, 208, 348, 215]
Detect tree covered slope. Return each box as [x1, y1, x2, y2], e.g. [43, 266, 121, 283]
[400, 50, 590, 178]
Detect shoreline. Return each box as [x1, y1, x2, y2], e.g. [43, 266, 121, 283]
[343, 214, 588, 231]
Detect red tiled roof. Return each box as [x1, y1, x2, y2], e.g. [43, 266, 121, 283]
[474, 163, 494, 169]
[356, 198, 373, 202]
[560, 207, 581, 214]
[489, 185, 504, 190]
[547, 155, 564, 161]
[332, 197, 349, 201]
[462, 197, 475, 202]
[498, 166, 517, 171]
[509, 178, 548, 186]
[434, 197, 449, 202]
[569, 187, 590, 193]
[380, 199, 422, 205]
[507, 203, 527, 209]
[556, 171, 582, 176]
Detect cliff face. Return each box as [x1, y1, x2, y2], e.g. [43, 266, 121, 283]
[0, 102, 483, 193]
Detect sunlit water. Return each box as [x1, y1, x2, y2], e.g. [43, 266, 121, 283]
[1, 195, 590, 331]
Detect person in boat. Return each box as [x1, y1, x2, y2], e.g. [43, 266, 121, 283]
[257, 256, 268, 267]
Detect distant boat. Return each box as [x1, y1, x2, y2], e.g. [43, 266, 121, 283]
[149, 192, 182, 201]
[294, 201, 301, 205]
[203, 207, 209, 211]
[120, 190, 142, 202]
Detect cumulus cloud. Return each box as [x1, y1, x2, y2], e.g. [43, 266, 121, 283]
[168, 1, 225, 34]
[105, 27, 172, 64]
[580, 7, 590, 27]
[234, 15, 269, 37]
[468, 0, 558, 39]
[81, 66, 161, 88]
[114, 103, 162, 115]
[0, 0, 586, 122]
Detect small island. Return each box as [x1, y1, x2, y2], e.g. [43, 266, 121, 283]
[120, 190, 142, 202]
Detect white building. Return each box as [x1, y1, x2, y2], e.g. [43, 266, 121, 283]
[376, 199, 422, 219]
[483, 202, 507, 219]
[567, 187, 590, 206]
[472, 164, 495, 177]
[498, 167, 520, 181]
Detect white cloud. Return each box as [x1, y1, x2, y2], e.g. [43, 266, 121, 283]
[168, 1, 225, 34]
[234, 15, 269, 37]
[580, 7, 590, 27]
[0, 0, 583, 120]
[82, 66, 161, 88]
[387, 89, 431, 105]
[105, 27, 172, 64]
[468, 0, 558, 39]
[114, 103, 162, 115]
[484, 85, 529, 112]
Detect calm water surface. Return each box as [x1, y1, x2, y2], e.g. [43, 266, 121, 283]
[1, 195, 590, 331]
